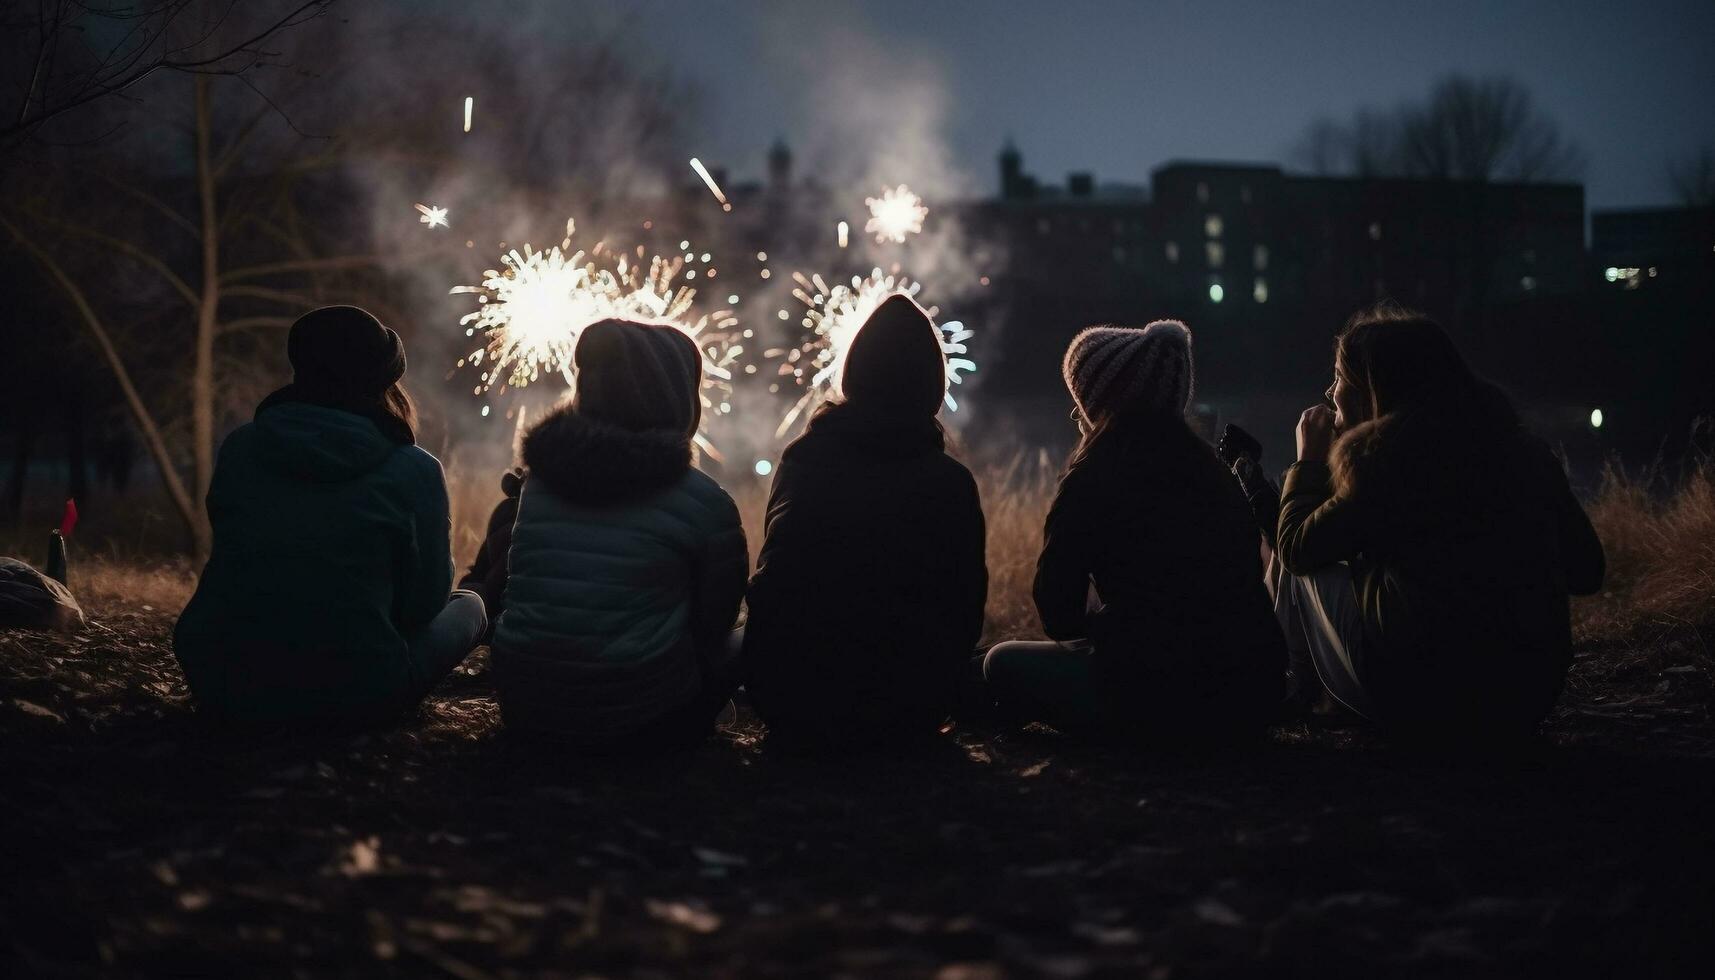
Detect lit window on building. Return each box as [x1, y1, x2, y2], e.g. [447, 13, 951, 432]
[1165, 241, 1180, 263]
[1206, 241, 1225, 268]
[1205, 214, 1223, 238]
[1368, 221, 1382, 241]
[1253, 244, 1268, 270]
[1208, 281, 1225, 303]
[1253, 278, 1268, 303]
[1520, 276, 1537, 291]
[1196, 182, 1210, 203]
[1604, 266, 1643, 289]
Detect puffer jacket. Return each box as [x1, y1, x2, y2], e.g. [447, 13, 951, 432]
[173, 402, 453, 723]
[488, 404, 747, 742]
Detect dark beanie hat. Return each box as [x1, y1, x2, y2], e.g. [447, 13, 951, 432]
[572, 319, 702, 437]
[1062, 319, 1193, 422]
[838, 293, 947, 418]
[287, 306, 406, 397]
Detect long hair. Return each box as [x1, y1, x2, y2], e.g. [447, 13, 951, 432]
[379, 383, 418, 443]
[1067, 403, 1201, 472]
[1334, 303, 1516, 429]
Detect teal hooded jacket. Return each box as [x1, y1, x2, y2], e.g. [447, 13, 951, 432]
[174, 402, 453, 723]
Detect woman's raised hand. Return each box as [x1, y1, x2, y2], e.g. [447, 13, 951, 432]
[1296, 405, 1338, 463]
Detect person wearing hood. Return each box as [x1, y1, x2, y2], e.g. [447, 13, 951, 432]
[982, 320, 1285, 745]
[174, 306, 485, 726]
[744, 293, 988, 746]
[485, 319, 748, 749]
[1276, 305, 1604, 743]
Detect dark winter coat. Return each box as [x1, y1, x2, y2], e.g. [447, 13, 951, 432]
[1034, 419, 1285, 740]
[174, 402, 453, 723]
[1276, 400, 1605, 734]
[488, 404, 747, 743]
[743, 404, 988, 740]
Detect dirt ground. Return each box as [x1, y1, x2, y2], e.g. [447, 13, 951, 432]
[3, 596, 1712, 979]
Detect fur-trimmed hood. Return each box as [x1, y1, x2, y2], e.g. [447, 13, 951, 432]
[520, 402, 691, 505]
[1329, 395, 1523, 505]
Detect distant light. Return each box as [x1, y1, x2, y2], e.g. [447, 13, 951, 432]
[679, 240, 690, 250]
[1252, 278, 1268, 303]
[1590, 408, 1604, 429]
[480, 405, 490, 417]
[1604, 267, 1619, 282]
[979, 275, 991, 286]
[778, 309, 789, 320]
[1368, 222, 1382, 241]
[754, 459, 774, 477]
[1521, 276, 1537, 291]
[1648, 267, 1658, 277]
[837, 221, 849, 249]
[1208, 283, 1225, 303]
[642, 220, 652, 230]
[463, 97, 473, 133]
[759, 268, 771, 279]
[700, 252, 711, 263]
[756, 251, 768, 261]
[727, 294, 739, 304]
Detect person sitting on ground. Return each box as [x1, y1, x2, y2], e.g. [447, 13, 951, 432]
[1275, 304, 1605, 743]
[983, 320, 1286, 745]
[486, 319, 747, 750]
[174, 306, 486, 727]
[744, 293, 988, 747]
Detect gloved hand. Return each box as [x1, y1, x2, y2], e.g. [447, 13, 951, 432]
[1232, 456, 1281, 549]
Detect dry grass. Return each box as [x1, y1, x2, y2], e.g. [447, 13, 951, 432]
[1576, 458, 1715, 645]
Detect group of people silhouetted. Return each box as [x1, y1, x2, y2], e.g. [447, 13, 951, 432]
[173, 294, 1605, 751]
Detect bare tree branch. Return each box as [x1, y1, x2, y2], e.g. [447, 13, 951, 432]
[2, 0, 334, 147]
[0, 208, 202, 541]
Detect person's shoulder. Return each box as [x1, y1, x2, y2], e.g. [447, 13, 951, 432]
[378, 443, 448, 494]
[675, 466, 741, 518]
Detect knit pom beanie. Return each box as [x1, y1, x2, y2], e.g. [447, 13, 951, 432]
[1061, 319, 1193, 422]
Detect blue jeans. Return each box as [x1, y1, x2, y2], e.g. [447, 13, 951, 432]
[403, 590, 489, 704]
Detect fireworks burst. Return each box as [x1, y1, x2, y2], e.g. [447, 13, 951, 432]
[415, 203, 450, 229]
[451, 220, 742, 456]
[769, 269, 977, 436]
[864, 184, 928, 243]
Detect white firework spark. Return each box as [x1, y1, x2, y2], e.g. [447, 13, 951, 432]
[451, 220, 742, 456]
[864, 184, 927, 243]
[415, 203, 450, 228]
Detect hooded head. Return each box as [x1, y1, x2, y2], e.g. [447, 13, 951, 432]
[1061, 319, 1193, 425]
[571, 319, 702, 439]
[837, 293, 947, 419]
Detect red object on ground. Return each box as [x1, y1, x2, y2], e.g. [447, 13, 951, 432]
[59, 499, 78, 538]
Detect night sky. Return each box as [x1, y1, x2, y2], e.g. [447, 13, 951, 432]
[553, 0, 1715, 211]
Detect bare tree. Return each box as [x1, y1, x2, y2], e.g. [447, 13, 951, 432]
[1667, 145, 1715, 206]
[1, 0, 334, 151]
[1290, 74, 1583, 183]
[4, 69, 401, 554]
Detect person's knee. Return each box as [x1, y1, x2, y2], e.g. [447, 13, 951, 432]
[981, 641, 1028, 684]
[448, 589, 488, 643]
